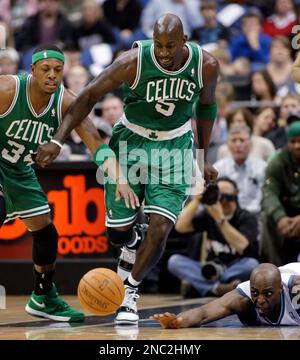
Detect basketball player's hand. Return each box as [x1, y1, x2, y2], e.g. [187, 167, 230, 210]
[150, 312, 183, 329]
[115, 182, 140, 210]
[204, 162, 218, 184]
[36, 142, 61, 167]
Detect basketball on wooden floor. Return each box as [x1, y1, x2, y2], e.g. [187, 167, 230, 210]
[77, 268, 125, 315]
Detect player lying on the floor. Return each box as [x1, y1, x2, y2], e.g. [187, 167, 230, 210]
[150, 263, 300, 328]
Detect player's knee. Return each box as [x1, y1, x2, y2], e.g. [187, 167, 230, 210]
[0, 194, 6, 228]
[32, 223, 58, 265]
[148, 222, 171, 247]
[107, 227, 133, 248]
[150, 215, 173, 236]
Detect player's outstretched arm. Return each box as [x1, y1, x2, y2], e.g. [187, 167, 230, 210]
[292, 51, 300, 83]
[54, 88, 104, 160]
[150, 290, 250, 329]
[53, 49, 137, 145]
[35, 88, 104, 165]
[35, 48, 138, 166]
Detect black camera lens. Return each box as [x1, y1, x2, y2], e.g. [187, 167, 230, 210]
[202, 263, 218, 280]
[201, 261, 225, 281]
[201, 184, 219, 205]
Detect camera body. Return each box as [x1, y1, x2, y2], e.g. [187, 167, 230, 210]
[201, 260, 226, 281]
[201, 183, 220, 205]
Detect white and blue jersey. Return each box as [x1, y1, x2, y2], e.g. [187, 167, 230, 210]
[237, 263, 300, 326]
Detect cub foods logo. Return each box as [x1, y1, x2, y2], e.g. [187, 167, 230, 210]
[0, 175, 108, 255]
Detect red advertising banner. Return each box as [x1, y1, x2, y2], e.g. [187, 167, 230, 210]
[0, 162, 111, 259]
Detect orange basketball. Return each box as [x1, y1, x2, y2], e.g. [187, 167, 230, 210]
[77, 268, 125, 315]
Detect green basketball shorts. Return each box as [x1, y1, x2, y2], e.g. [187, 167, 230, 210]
[105, 123, 194, 227]
[0, 162, 50, 223]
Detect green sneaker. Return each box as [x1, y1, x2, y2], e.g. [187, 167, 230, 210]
[25, 283, 84, 322]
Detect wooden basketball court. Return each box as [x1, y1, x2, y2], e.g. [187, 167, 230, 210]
[1, 294, 299, 340]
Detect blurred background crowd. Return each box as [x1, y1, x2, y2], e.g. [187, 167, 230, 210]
[1, 0, 300, 161]
[2, 0, 300, 295]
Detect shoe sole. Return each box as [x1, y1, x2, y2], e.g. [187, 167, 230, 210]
[114, 319, 139, 325]
[25, 305, 84, 322]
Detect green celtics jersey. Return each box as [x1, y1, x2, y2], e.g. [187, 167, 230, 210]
[0, 73, 64, 171]
[122, 40, 203, 131]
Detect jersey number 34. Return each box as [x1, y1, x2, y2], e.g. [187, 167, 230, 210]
[2, 140, 35, 166]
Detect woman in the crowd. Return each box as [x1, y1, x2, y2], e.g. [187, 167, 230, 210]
[250, 70, 277, 104]
[253, 107, 287, 149]
[267, 35, 294, 97]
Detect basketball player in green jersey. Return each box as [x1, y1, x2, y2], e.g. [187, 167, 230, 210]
[0, 44, 138, 322]
[36, 14, 219, 325]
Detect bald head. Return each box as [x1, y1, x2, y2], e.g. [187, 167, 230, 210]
[154, 14, 184, 37]
[249, 263, 282, 318]
[152, 14, 187, 71]
[250, 263, 281, 288]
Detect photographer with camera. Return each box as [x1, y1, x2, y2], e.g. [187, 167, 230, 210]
[168, 177, 259, 297]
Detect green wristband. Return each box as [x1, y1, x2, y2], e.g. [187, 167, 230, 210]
[194, 101, 218, 120]
[93, 144, 116, 167]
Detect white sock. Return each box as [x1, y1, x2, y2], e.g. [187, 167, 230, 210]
[127, 274, 141, 287]
[117, 267, 130, 282]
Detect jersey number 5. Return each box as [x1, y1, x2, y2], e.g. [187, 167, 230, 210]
[155, 99, 175, 117]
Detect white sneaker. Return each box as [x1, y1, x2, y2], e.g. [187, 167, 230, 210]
[117, 223, 148, 281]
[114, 285, 139, 325]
